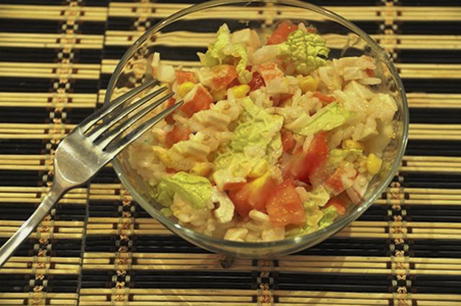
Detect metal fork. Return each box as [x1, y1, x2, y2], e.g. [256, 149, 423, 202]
[0, 79, 182, 267]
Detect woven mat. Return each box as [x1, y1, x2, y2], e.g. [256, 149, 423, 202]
[1, 0, 461, 305]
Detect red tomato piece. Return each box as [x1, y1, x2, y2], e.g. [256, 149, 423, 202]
[226, 77, 240, 89]
[284, 132, 329, 183]
[211, 65, 238, 91]
[248, 72, 265, 91]
[313, 92, 336, 104]
[175, 70, 197, 84]
[180, 84, 214, 117]
[223, 182, 246, 191]
[267, 20, 298, 45]
[325, 197, 347, 215]
[165, 124, 191, 148]
[227, 174, 277, 218]
[266, 179, 306, 227]
[281, 130, 296, 153]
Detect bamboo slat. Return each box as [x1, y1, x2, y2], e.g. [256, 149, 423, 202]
[0, 5, 107, 21]
[0, 62, 101, 79]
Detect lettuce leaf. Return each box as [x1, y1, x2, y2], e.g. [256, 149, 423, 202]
[198, 24, 252, 83]
[154, 172, 212, 208]
[290, 102, 350, 136]
[319, 206, 339, 229]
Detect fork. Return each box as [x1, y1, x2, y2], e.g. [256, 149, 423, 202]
[0, 79, 182, 267]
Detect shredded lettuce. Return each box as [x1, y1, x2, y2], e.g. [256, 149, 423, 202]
[290, 102, 350, 136]
[319, 206, 339, 229]
[154, 172, 212, 208]
[304, 185, 330, 208]
[327, 148, 363, 168]
[212, 98, 283, 188]
[198, 24, 252, 83]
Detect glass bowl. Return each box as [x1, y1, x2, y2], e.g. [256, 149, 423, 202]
[104, 0, 409, 258]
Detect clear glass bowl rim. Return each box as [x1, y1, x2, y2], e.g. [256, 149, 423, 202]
[105, 0, 409, 252]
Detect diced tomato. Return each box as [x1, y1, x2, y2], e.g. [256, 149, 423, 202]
[325, 197, 347, 215]
[284, 132, 329, 183]
[165, 98, 176, 124]
[223, 182, 246, 191]
[180, 84, 214, 117]
[211, 65, 238, 91]
[365, 68, 375, 77]
[248, 72, 265, 91]
[281, 130, 296, 153]
[226, 77, 240, 89]
[165, 124, 191, 148]
[314, 92, 335, 105]
[175, 70, 197, 84]
[267, 20, 298, 45]
[227, 173, 277, 218]
[266, 179, 306, 227]
[257, 63, 284, 84]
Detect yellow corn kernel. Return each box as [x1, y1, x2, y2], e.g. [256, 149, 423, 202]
[191, 162, 212, 177]
[342, 139, 365, 150]
[298, 75, 319, 93]
[366, 153, 382, 175]
[248, 159, 268, 178]
[230, 84, 250, 99]
[177, 81, 195, 97]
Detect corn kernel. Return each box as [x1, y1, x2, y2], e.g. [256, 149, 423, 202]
[366, 153, 382, 175]
[298, 75, 319, 93]
[230, 84, 250, 99]
[191, 162, 212, 177]
[342, 139, 365, 150]
[177, 81, 195, 97]
[248, 159, 268, 178]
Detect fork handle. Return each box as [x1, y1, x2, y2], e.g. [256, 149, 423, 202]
[0, 183, 66, 267]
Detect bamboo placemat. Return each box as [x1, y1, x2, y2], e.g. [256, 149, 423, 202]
[1, 0, 461, 305]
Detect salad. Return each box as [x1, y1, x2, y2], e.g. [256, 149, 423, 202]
[128, 21, 397, 242]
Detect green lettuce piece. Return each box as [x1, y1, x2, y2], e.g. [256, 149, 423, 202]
[267, 133, 282, 163]
[230, 97, 283, 154]
[212, 98, 283, 187]
[198, 24, 251, 83]
[286, 225, 316, 237]
[154, 180, 175, 207]
[232, 43, 252, 84]
[154, 172, 212, 208]
[212, 152, 266, 188]
[327, 148, 363, 168]
[319, 206, 339, 229]
[277, 29, 330, 75]
[304, 185, 330, 208]
[294, 102, 350, 136]
[160, 207, 173, 217]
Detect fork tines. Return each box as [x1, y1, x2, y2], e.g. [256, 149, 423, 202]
[78, 79, 183, 153]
